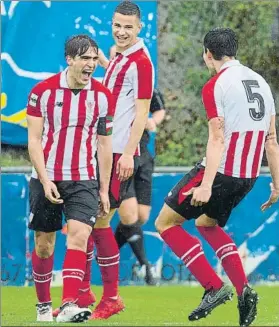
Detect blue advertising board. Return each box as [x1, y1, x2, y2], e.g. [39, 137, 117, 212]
[1, 1, 158, 145]
[1, 173, 279, 286]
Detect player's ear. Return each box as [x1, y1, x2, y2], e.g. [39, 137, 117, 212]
[206, 49, 213, 60]
[66, 55, 73, 66]
[138, 21, 142, 33]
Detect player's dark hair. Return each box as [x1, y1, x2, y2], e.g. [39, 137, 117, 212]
[65, 34, 98, 58]
[114, 0, 141, 20]
[203, 28, 238, 60]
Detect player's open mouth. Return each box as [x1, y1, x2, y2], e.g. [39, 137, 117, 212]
[117, 36, 128, 42]
[82, 71, 92, 80]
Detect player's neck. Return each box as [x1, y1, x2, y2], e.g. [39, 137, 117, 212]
[66, 71, 86, 89]
[215, 57, 235, 73]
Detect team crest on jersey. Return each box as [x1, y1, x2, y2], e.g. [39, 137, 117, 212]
[86, 100, 95, 110]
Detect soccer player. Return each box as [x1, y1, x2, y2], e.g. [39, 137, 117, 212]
[27, 34, 114, 323]
[114, 88, 166, 285]
[87, 1, 154, 319]
[155, 27, 279, 326]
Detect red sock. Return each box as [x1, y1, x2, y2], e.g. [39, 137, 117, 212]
[92, 227, 119, 298]
[62, 249, 86, 303]
[32, 250, 53, 303]
[198, 226, 248, 296]
[80, 234, 94, 292]
[161, 226, 223, 290]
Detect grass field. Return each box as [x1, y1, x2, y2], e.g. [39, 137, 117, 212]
[1, 285, 279, 326]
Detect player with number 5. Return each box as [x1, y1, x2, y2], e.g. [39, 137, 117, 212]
[155, 28, 279, 326]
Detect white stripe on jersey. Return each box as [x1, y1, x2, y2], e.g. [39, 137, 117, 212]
[62, 92, 79, 179]
[98, 91, 109, 117]
[46, 90, 64, 179]
[231, 133, 246, 177]
[78, 91, 95, 180]
[245, 131, 261, 178]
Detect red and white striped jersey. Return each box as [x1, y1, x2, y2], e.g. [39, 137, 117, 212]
[27, 69, 114, 181]
[201, 60, 275, 178]
[103, 38, 154, 154]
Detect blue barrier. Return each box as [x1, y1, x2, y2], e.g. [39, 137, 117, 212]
[1, 173, 279, 286]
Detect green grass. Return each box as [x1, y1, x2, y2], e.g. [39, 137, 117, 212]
[1, 285, 279, 326]
[1, 147, 31, 167]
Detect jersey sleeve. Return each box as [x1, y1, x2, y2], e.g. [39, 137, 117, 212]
[97, 88, 115, 136]
[26, 85, 44, 117]
[202, 79, 224, 120]
[131, 57, 153, 100]
[150, 89, 165, 113]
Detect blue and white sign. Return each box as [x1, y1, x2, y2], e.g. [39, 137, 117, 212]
[1, 1, 157, 145]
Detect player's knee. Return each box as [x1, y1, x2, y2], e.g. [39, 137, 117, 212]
[154, 216, 168, 234]
[195, 214, 218, 227]
[138, 205, 151, 225]
[35, 231, 55, 258]
[119, 198, 138, 224]
[94, 209, 115, 228]
[67, 221, 92, 251]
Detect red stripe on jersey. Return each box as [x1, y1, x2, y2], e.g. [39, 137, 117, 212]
[86, 91, 99, 179]
[251, 131, 264, 178]
[54, 91, 72, 180]
[71, 91, 87, 180]
[112, 59, 133, 101]
[240, 131, 253, 178]
[135, 58, 153, 99]
[224, 132, 239, 176]
[178, 169, 205, 205]
[103, 55, 123, 88]
[202, 68, 228, 120]
[43, 90, 56, 164]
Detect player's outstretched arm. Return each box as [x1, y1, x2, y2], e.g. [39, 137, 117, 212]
[261, 115, 279, 211]
[98, 49, 109, 70]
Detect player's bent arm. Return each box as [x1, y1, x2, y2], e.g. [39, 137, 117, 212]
[97, 135, 113, 193]
[152, 109, 166, 126]
[124, 98, 151, 155]
[265, 115, 279, 190]
[27, 115, 49, 183]
[202, 117, 225, 187]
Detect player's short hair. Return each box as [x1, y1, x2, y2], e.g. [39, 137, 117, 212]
[114, 0, 141, 20]
[203, 28, 238, 60]
[65, 34, 98, 58]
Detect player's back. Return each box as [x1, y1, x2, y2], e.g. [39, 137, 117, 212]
[202, 60, 275, 178]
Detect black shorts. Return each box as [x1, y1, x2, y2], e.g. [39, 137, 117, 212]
[165, 163, 257, 227]
[109, 154, 140, 209]
[29, 178, 99, 232]
[124, 150, 154, 206]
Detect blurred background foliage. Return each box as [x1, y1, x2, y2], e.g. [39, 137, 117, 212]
[156, 0, 279, 166]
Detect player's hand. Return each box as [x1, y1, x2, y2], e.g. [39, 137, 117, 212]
[98, 49, 109, 69]
[183, 184, 212, 207]
[261, 182, 279, 212]
[116, 154, 134, 182]
[145, 118, 157, 132]
[41, 179, 63, 204]
[98, 190, 110, 218]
